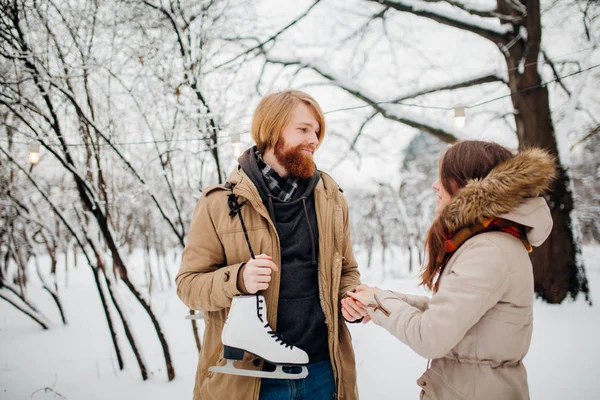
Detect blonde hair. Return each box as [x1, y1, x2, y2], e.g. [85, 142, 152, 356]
[251, 90, 326, 152]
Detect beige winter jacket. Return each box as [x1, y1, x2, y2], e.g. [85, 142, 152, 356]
[369, 149, 555, 400]
[176, 166, 361, 400]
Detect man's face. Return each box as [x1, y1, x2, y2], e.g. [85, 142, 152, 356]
[273, 103, 320, 178]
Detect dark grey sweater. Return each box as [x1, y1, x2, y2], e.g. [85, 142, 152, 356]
[238, 147, 329, 363]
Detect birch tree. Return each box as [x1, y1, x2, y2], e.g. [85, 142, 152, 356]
[0, 0, 255, 380]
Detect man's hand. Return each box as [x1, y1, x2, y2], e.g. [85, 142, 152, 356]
[242, 254, 279, 294]
[341, 295, 369, 322]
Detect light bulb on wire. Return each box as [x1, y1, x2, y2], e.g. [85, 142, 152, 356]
[231, 133, 242, 157]
[453, 104, 466, 129]
[28, 142, 40, 165]
[232, 143, 242, 157]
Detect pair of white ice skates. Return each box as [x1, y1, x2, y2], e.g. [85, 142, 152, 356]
[208, 295, 309, 379]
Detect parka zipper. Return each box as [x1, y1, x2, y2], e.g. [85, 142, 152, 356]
[314, 185, 343, 398]
[235, 175, 343, 397]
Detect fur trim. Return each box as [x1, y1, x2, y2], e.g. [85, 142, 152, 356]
[442, 148, 556, 232]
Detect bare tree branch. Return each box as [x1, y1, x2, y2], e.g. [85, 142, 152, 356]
[542, 49, 572, 96]
[350, 111, 380, 151]
[265, 56, 459, 143]
[30, 386, 66, 399]
[210, 0, 322, 70]
[331, 111, 379, 170]
[435, 0, 525, 22]
[338, 6, 389, 44]
[143, 0, 224, 183]
[44, 82, 185, 245]
[571, 125, 600, 150]
[0, 291, 49, 330]
[369, 0, 513, 43]
[391, 71, 506, 102]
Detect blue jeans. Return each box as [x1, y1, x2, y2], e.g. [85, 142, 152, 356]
[259, 359, 336, 400]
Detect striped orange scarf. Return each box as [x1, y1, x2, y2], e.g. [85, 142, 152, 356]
[434, 218, 531, 291]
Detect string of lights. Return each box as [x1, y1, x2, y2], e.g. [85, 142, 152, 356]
[504, 45, 598, 74]
[1, 56, 598, 164]
[323, 62, 600, 115]
[0, 134, 238, 147]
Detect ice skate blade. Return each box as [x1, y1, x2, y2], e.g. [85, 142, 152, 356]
[209, 360, 308, 380]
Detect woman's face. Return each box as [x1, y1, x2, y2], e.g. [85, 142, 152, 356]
[432, 178, 453, 215]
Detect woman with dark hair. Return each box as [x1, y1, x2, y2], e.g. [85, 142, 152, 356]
[348, 140, 555, 400]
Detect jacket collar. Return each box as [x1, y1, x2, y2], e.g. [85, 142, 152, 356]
[227, 165, 338, 204]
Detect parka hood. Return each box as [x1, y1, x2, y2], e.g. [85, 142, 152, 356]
[441, 148, 556, 246]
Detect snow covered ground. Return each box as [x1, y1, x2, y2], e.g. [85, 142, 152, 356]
[1, 246, 599, 400]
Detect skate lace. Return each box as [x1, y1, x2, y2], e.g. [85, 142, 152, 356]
[256, 296, 294, 349]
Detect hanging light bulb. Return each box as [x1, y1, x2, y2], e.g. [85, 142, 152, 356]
[231, 132, 242, 157]
[28, 142, 40, 165]
[453, 104, 466, 129]
[232, 142, 242, 157]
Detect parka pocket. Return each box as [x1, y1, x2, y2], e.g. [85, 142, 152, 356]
[418, 369, 470, 400]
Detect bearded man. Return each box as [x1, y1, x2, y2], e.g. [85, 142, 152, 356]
[176, 89, 365, 400]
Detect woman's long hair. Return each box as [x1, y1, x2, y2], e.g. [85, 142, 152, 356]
[421, 140, 514, 291]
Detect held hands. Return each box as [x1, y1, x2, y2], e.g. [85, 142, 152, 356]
[241, 257, 379, 324]
[341, 296, 370, 323]
[242, 254, 279, 294]
[344, 284, 382, 324]
[341, 283, 381, 324]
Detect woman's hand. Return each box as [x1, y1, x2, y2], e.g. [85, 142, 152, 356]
[346, 284, 381, 307]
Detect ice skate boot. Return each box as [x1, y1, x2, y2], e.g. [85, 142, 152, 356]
[209, 294, 309, 379]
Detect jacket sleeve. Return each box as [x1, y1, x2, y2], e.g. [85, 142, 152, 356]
[337, 192, 361, 299]
[368, 291, 430, 312]
[402, 293, 430, 312]
[175, 195, 245, 311]
[369, 237, 510, 359]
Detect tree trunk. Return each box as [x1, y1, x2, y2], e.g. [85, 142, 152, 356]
[0, 291, 49, 330]
[515, 86, 589, 302]
[102, 270, 149, 381]
[190, 309, 202, 354]
[92, 267, 125, 371]
[37, 248, 68, 325]
[67, 153, 175, 380]
[505, 0, 590, 303]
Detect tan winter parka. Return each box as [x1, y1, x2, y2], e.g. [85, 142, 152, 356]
[368, 149, 555, 400]
[176, 166, 361, 400]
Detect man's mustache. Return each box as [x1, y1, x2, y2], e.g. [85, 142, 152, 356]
[293, 145, 315, 154]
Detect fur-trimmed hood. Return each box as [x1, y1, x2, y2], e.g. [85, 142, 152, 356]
[441, 148, 556, 246]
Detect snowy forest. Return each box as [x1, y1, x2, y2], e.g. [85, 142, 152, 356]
[1, 0, 599, 399]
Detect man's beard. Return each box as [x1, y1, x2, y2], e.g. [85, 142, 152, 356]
[274, 139, 315, 179]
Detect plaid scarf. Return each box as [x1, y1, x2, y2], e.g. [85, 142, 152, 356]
[435, 218, 532, 291]
[255, 150, 299, 202]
